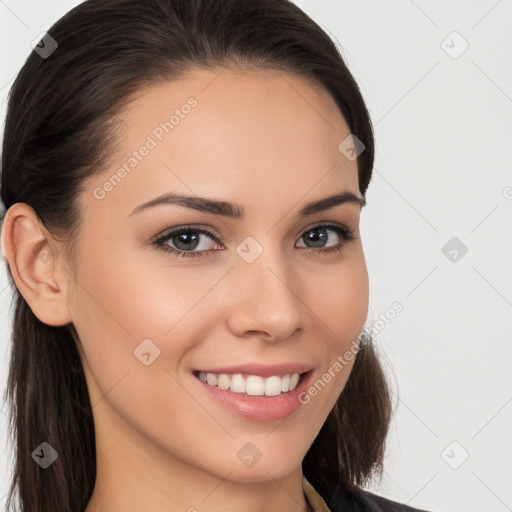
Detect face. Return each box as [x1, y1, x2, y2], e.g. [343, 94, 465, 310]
[63, 67, 369, 483]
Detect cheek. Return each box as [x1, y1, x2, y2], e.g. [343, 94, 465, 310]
[67, 244, 218, 391]
[73, 243, 225, 342]
[299, 252, 368, 401]
[306, 249, 369, 345]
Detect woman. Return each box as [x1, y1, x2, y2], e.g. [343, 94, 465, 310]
[0, 1, 432, 511]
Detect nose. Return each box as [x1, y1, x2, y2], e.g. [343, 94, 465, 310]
[225, 247, 304, 341]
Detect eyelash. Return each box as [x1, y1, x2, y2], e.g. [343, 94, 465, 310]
[153, 223, 356, 259]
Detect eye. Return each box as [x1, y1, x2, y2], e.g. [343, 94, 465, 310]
[153, 225, 223, 258]
[153, 223, 356, 258]
[296, 223, 356, 255]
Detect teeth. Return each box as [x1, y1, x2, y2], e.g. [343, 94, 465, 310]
[217, 374, 230, 390]
[231, 373, 246, 393]
[264, 376, 282, 397]
[205, 373, 217, 386]
[280, 374, 290, 392]
[197, 371, 302, 396]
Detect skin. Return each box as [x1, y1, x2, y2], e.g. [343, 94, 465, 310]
[1, 67, 369, 512]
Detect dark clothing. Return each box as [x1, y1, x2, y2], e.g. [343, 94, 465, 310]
[303, 475, 432, 512]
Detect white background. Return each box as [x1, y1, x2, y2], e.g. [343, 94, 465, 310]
[1, 1, 511, 512]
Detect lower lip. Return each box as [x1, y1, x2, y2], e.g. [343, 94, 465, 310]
[193, 371, 314, 421]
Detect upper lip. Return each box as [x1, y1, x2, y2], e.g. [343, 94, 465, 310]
[194, 362, 315, 378]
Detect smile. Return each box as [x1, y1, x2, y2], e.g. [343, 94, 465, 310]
[193, 371, 302, 397]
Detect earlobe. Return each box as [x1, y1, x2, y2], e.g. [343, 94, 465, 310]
[0, 203, 73, 327]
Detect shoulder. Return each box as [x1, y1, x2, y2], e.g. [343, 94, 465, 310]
[327, 485, 433, 512]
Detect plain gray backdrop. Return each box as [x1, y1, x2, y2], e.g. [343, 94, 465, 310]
[1, 1, 511, 511]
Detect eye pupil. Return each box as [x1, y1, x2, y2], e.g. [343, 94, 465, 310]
[305, 227, 328, 248]
[174, 231, 200, 250]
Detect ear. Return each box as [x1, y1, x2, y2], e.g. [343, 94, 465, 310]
[1, 203, 73, 326]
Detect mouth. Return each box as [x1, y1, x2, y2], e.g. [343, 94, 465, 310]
[192, 369, 312, 397]
[192, 368, 315, 421]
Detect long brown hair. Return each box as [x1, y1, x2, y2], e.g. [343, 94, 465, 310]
[0, 1, 392, 510]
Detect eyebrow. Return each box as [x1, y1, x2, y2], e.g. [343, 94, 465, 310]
[129, 189, 366, 218]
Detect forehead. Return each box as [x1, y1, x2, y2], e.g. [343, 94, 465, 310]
[83, 67, 360, 222]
